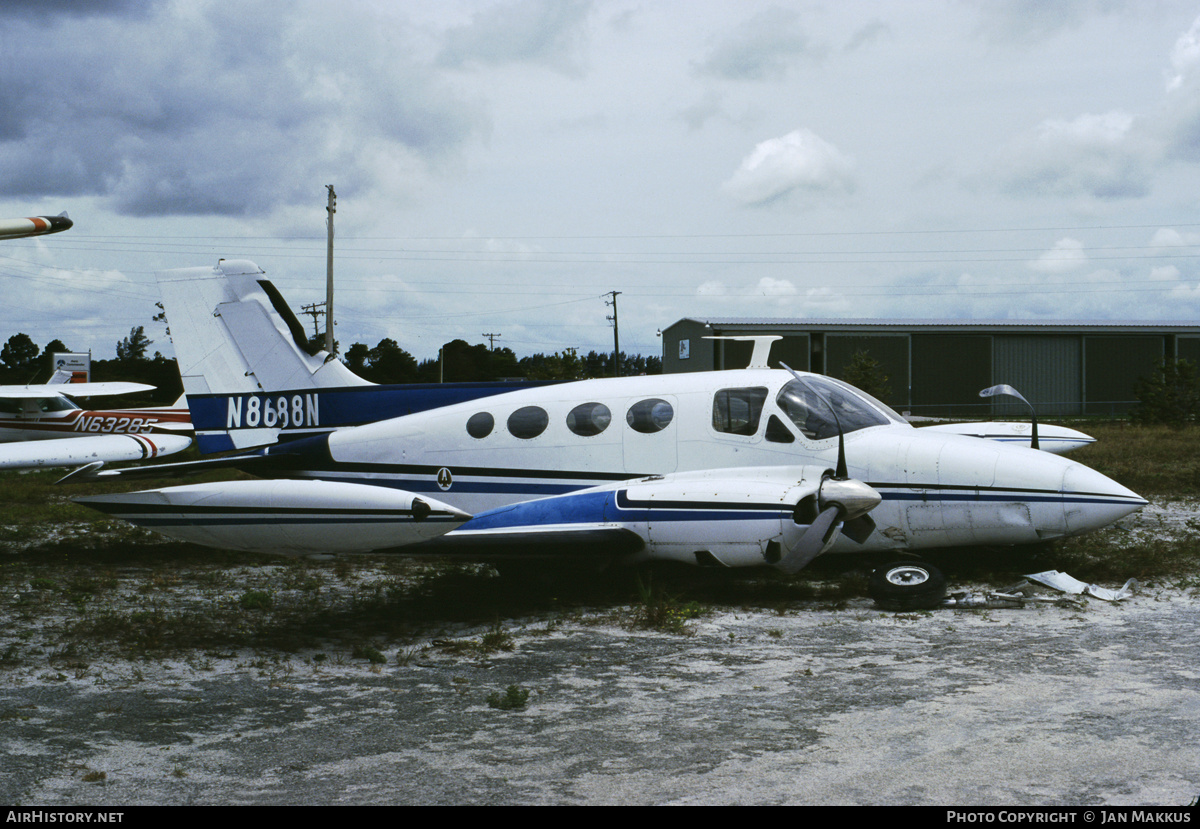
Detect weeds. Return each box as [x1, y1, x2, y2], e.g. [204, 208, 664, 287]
[631, 573, 706, 634]
[432, 620, 516, 657]
[486, 684, 530, 710]
[238, 590, 273, 611]
[352, 643, 387, 664]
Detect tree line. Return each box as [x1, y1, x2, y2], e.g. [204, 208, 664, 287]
[0, 326, 181, 404]
[1, 327, 661, 404]
[338, 337, 660, 385]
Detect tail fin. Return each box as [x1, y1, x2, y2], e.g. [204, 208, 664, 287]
[158, 259, 370, 396]
[158, 259, 372, 451]
[159, 259, 542, 454]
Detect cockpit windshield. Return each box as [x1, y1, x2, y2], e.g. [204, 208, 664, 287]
[776, 376, 897, 440]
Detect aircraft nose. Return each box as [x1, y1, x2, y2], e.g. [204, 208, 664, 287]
[1061, 462, 1148, 536]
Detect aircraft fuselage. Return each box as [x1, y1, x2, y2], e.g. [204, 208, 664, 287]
[264, 367, 1143, 556]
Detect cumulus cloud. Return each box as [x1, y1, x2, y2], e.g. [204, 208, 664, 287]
[0, 1, 487, 216]
[756, 277, 796, 296]
[696, 6, 824, 81]
[973, 0, 1120, 44]
[1167, 16, 1200, 91]
[1028, 238, 1087, 273]
[436, 0, 592, 75]
[843, 20, 892, 53]
[1150, 227, 1200, 247]
[722, 129, 856, 207]
[998, 111, 1151, 199]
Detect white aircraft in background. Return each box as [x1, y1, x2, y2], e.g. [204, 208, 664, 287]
[0, 381, 191, 471]
[920, 421, 1094, 454]
[74, 260, 1145, 579]
[918, 384, 1095, 454]
[0, 212, 72, 240]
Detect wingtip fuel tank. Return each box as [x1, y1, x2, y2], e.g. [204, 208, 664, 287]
[0, 212, 72, 240]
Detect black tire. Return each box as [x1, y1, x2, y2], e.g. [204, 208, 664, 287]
[868, 561, 947, 610]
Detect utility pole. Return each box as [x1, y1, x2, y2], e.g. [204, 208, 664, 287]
[301, 302, 327, 341]
[325, 185, 336, 356]
[482, 332, 502, 350]
[605, 291, 622, 377]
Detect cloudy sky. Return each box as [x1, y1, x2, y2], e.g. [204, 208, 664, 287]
[5, 0, 1200, 364]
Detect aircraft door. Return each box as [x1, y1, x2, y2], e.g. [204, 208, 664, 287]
[622, 395, 678, 474]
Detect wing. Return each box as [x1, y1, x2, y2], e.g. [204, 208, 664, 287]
[428, 465, 879, 571]
[0, 212, 72, 240]
[0, 382, 155, 399]
[0, 433, 191, 471]
[77, 464, 880, 572]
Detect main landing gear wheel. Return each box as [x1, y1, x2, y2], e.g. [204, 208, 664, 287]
[868, 561, 947, 610]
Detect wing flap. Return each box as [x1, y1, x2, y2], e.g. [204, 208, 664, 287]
[410, 526, 645, 558]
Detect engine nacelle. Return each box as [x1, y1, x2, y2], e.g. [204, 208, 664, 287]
[452, 465, 879, 570]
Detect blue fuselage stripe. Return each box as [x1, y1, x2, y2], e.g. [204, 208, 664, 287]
[309, 471, 1140, 510]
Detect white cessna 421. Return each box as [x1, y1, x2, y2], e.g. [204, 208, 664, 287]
[74, 261, 1145, 578]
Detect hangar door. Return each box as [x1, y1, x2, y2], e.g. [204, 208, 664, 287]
[1177, 336, 1200, 366]
[993, 336, 1082, 416]
[825, 334, 909, 409]
[1085, 336, 1164, 415]
[911, 335, 991, 417]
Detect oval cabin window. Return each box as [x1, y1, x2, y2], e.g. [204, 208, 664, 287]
[626, 398, 674, 434]
[566, 402, 612, 437]
[507, 406, 549, 439]
[466, 412, 494, 439]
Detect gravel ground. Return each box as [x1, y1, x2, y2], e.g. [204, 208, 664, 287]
[1, 500, 1198, 806]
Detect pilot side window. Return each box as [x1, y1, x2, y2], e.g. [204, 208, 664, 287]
[712, 387, 768, 436]
[466, 412, 494, 439]
[626, 398, 673, 434]
[566, 402, 611, 437]
[508, 406, 549, 439]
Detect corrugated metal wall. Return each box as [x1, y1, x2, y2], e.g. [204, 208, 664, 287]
[661, 323, 1190, 417]
[993, 335, 1082, 416]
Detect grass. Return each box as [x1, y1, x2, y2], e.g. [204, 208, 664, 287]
[1065, 422, 1200, 496]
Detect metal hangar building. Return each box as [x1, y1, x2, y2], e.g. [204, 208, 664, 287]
[661, 318, 1200, 417]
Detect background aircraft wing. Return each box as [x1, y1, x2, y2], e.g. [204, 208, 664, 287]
[0, 382, 155, 398]
[0, 212, 72, 240]
[0, 432, 191, 471]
